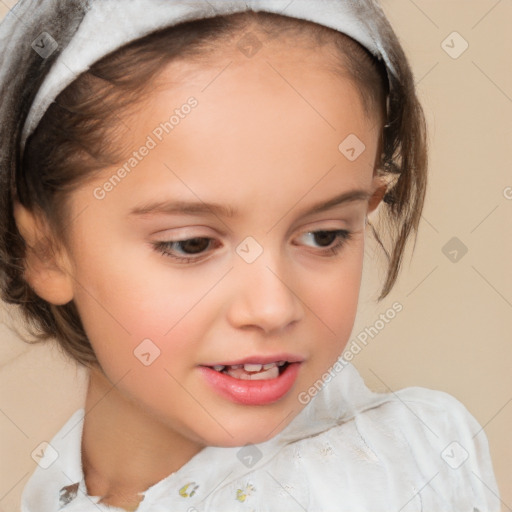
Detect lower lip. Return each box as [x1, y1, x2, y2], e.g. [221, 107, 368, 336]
[198, 363, 301, 406]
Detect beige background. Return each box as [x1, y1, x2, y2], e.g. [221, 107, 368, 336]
[1, 0, 511, 510]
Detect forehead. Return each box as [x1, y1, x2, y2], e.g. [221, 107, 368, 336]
[71, 41, 381, 223]
[146, 48, 375, 160]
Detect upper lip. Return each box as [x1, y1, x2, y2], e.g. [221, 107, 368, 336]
[201, 353, 305, 367]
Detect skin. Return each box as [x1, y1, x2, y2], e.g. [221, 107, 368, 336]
[15, 32, 387, 510]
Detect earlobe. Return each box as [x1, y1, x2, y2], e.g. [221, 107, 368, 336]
[13, 202, 74, 306]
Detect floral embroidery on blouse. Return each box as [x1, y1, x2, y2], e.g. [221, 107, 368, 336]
[58, 482, 79, 508]
[236, 483, 255, 502]
[320, 443, 334, 457]
[179, 481, 199, 498]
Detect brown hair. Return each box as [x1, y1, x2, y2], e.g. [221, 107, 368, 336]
[0, 11, 427, 367]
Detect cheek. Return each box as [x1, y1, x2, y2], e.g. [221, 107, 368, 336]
[72, 276, 213, 374]
[68, 240, 219, 376]
[309, 238, 364, 321]
[301, 239, 365, 364]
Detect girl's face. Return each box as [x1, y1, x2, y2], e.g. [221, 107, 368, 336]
[58, 40, 384, 447]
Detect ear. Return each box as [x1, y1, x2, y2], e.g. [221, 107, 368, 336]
[367, 175, 389, 216]
[13, 202, 74, 305]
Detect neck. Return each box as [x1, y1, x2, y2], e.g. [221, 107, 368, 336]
[81, 366, 204, 509]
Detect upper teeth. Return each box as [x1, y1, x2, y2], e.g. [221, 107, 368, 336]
[245, 363, 263, 372]
[212, 361, 286, 372]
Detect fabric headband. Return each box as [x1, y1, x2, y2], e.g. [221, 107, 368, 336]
[0, 0, 399, 163]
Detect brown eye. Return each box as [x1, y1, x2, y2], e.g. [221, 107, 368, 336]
[177, 238, 211, 254]
[295, 230, 352, 257]
[153, 237, 219, 263]
[312, 231, 338, 247]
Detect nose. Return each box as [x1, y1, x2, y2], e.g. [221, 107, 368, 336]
[226, 249, 305, 335]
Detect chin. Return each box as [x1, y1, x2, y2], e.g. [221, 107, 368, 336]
[193, 404, 302, 448]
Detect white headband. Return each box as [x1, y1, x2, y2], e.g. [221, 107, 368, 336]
[0, 0, 399, 158]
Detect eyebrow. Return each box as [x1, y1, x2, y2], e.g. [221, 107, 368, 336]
[129, 189, 372, 219]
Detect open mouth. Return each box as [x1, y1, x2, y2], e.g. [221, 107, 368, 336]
[208, 361, 290, 380]
[199, 360, 301, 405]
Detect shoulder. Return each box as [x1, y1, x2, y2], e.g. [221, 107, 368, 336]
[388, 387, 500, 509]
[369, 384, 486, 446]
[287, 386, 501, 511]
[385, 384, 497, 481]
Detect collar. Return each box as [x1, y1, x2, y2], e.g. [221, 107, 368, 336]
[22, 361, 389, 511]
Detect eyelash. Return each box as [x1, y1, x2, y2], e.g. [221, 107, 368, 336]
[152, 229, 353, 264]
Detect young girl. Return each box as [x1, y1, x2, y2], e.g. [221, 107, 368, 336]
[0, 0, 501, 510]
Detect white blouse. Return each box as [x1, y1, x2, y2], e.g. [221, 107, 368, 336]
[21, 362, 500, 511]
